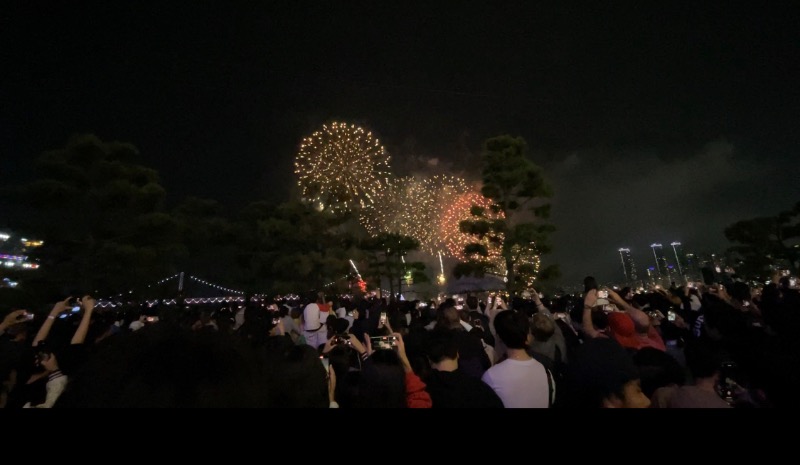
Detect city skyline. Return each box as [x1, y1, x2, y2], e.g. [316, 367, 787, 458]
[614, 240, 720, 287]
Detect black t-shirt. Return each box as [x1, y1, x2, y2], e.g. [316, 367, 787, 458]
[424, 368, 504, 408]
[1, 338, 44, 408]
[450, 329, 491, 379]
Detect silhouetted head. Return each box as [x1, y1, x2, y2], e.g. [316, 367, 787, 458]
[273, 344, 329, 408]
[355, 349, 407, 408]
[493, 310, 531, 349]
[531, 313, 555, 342]
[584, 276, 598, 293]
[436, 306, 462, 330]
[426, 328, 460, 364]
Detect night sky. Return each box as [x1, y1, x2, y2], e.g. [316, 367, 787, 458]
[2, 2, 798, 287]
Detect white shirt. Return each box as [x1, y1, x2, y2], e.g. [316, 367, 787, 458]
[281, 315, 301, 335]
[129, 320, 145, 332]
[24, 371, 68, 408]
[481, 358, 550, 408]
[303, 303, 322, 332]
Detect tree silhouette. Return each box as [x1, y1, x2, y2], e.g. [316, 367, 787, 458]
[3, 134, 184, 299]
[455, 135, 558, 299]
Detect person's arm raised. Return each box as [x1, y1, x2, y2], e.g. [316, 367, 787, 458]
[321, 334, 336, 355]
[609, 289, 652, 323]
[485, 298, 502, 338]
[327, 365, 338, 407]
[531, 288, 551, 315]
[0, 309, 27, 336]
[393, 332, 413, 374]
[393, 332, 432, 408]
[607, 289, 635, 312]
[33, 297, 71, 347]
[496, 296, 508, 310]
[717, 286, 733, 305]
[582, 289, 601, 338]
[348, 333, 369, 359]
[71, 295, 96, 345]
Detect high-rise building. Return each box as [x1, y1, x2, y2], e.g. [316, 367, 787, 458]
[685, 253, 701, 282]
[670, 242, 688, 282]
[650, 243, 670, 286]
[645, 266, 659, 287]
[666, 264, 681, 286]
[618, 248, 638, 283]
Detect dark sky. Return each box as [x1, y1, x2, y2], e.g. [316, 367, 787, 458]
[2, 2, 798, 287]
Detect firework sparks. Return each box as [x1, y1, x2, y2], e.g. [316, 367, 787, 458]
[294, 122, 391, 214]
[360, 176, 438, 250]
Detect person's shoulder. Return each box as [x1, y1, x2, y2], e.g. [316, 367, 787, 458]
[650, 384, 679, 408]
[526, 356, 549, 373]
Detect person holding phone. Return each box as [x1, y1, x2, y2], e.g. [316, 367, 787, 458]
[19, 295, 95, 408]
[0, 309, 30, 337]
[355, 332, 432, 408]
[650, 339, 733, 408]
[581, 276, 613, 340]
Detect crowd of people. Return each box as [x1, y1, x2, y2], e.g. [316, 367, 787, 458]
[0, 274, 798, 408]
